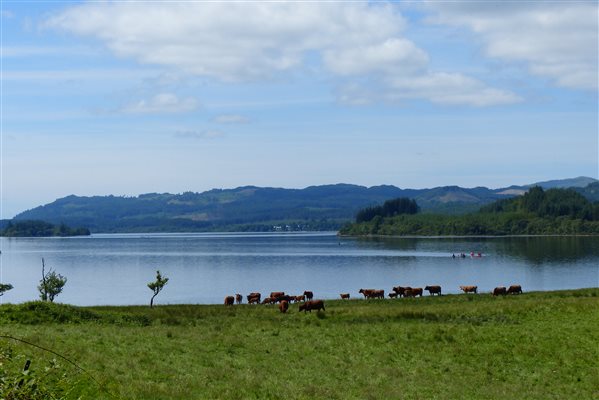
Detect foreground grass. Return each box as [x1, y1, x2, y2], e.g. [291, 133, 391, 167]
[1, 289, 598, 399]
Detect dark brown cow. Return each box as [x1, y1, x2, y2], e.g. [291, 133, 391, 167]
[369, 289, 385, 299]
[270, 291, 285, 300]
[299, 300, 325, 313]
[392, 286, 408, 297]
[507, 285, 522, 295]
[261, 297, 273, 305]
[425, 285, 442, 296]
[224, 296, 235, 306]
[303, 291, 314, 301]
[279, 300, 289, 313]
[405, 288, 423, 297]
[459, 285, 478, 294]
[493, 286, 507, 296]
[340, 293, 350, 300]
[388, 292, 398, 298]
[235, 293, 242, 304]
[359, 289, 375, 298]
[294, 295, 306, 303]
[247, 292, 261, 304]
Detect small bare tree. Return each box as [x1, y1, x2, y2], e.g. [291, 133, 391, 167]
[38, 258, 67, 302]
[147, 270, 169, 308]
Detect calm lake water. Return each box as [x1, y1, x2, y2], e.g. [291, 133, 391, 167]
[1, 233, 598, 305]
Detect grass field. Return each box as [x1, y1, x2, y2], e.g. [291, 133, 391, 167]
[1, 289, 598, 399]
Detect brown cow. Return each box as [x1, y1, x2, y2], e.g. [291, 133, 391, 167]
[340, 293, 350, 300]
[235, 293, 242, 304]
[388, 292, 398, 298]
[270, 291, 285, 300]
[392, 286, 408, 297]
[460, 285, 478, 294]
[507, 285, 522, 295]
[425, 285, 442, 296]
[369, 289, 385, 299]
[359, 289, 375, 298]
[303, 291, 314, 301]
[299, 300, 325, 313]
[224, 296, 235, 306]
[294, 295, 306, 303]
[493, 286, 507, 296]
[405, 288, 423, 297]
[279, 300, 289, 313]
[247, 292, 261, 304]
[261, 297, 273, 305]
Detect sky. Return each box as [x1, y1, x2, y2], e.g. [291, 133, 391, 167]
[1, 0, 597, 218]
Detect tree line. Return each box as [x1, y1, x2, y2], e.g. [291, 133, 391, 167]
[355, 197, 419, 223]
[341, 187, 599, 236]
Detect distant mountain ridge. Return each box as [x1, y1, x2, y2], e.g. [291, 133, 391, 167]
[13, 177, 598, 233]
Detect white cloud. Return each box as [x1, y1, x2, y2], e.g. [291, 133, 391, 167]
[122, 93, 199, 114]
[387, 73, 522, 106]
[424, 1, 598, 90]
[213, 114, 250, 124]
[45, 1, 520, 107]
[174, 129, 224, 140]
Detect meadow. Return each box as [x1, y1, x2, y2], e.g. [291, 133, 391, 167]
[1, 289, 598, 399]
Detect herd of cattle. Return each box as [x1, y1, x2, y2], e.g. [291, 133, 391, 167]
[224, 284, 523, 312]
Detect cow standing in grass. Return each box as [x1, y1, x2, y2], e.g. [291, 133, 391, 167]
[425, 286, 442, 296]
[507, 285, 523, 295]
[299, 300, 325, 313]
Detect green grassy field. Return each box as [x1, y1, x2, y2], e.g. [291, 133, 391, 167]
[1, 289, 598, 400]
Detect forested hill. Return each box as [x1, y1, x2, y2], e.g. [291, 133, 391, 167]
[340, 186, 599, 236]
[12, 178, 598, 233]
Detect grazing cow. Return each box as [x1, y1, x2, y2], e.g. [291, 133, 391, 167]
[507, 285, 523, 295]
[493, 286, 507, 296]
[279, 300, 289, 313]
[299, 300, 325, 313]
[425, 285, 442, 296]
[406, 288, 423, 297]
[224, 296, 235, 306]
[270, 291, 285, 300]
[261, 297, 273, 305]
[388, 292, 398, 298]
[460, 285, 478, 294]
[247, 292, 261, 304]
[340, 293, 350, 300]
[235, 293, 242, 304]
[303, 291, 314, 301]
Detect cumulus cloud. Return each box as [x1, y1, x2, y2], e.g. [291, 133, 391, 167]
[121, 93, 199, 114]
[424, 1, 598, 90]
[45, 1, 521, 106]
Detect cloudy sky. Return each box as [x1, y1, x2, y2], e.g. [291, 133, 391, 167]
[1, 1, 597, 217]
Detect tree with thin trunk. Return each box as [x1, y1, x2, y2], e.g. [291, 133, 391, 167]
[38, 258, 67, 302]
[148, 270, 169, 308]
[0, 283, 13, 297]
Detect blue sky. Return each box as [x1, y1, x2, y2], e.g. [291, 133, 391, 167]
[1, 1, 597, 217]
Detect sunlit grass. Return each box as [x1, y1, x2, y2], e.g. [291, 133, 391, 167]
[1, 289, 598, 399]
